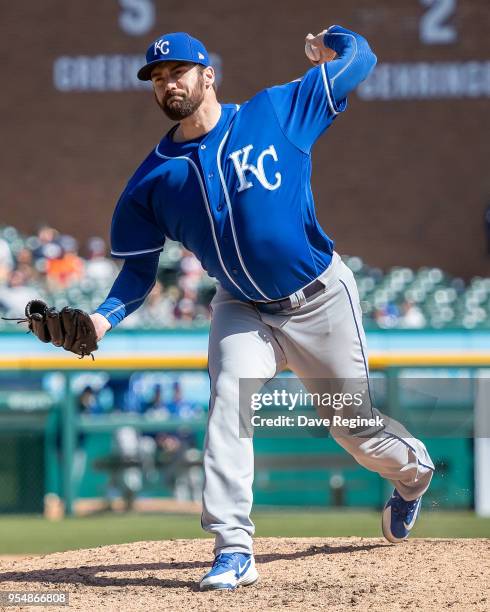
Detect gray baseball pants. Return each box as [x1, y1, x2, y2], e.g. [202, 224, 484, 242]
[201, 252, 434, 554]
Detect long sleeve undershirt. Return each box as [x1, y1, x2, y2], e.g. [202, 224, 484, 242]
[323, 25, 377, 106]
[94, 251, 159, 329]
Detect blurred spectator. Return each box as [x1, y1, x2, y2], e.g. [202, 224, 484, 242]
[137, 380, 203, 421]
[118, 280, 178, 329]
[85, 236, 118, 283]
[32, 224, 60, 261]
[60, 383, 103, 500]
[399, 300, 426, 329]
[105, 426, 157, 511]
[373, 302, 399, 329]
[166, 381, 203, 420]
[145, 281, 177, 324]
[15, 248, 39, 285]
[0, 269, 38, 315]
[143, 383, 171, 419]
[0, 237, 14, 284]
[156, 430, 203, 502]
[175, 250, 212, 324]
[179, 249, 204, 292]
[79, 384, 103, 416]
[175, 294, 197, 322]
[46, 235, 84, 290]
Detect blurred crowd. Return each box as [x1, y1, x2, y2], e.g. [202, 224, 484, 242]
[0, 224, 215, 328]
[75, 377, 205, 506]
[348, 256, 490, 330]
[1, 225, 489, 330]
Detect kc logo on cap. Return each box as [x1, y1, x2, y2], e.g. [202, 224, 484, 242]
[138, 32, 210, 81]
[154, 39, 170, 56]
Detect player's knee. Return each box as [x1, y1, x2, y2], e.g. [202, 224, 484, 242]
[211, 371, 237, 400]
[211, 366, 273, 401]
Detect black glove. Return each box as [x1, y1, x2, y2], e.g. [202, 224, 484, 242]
[23, 300, 98, 358]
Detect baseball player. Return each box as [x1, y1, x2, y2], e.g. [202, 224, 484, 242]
[25, 27, 434, 590]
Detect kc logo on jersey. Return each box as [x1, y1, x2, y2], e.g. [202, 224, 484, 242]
[228, 144, 282, 192]
[154, 39, 170, 56]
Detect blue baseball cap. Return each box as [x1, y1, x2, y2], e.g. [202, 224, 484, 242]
[137, 32, 210, 81]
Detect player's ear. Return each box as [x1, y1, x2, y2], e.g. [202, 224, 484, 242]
[203, 66, 215, 89]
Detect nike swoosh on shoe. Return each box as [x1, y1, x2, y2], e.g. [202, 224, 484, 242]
[238, 559, 251, 575]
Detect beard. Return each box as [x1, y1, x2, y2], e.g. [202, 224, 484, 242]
[157, 77, 206, 121]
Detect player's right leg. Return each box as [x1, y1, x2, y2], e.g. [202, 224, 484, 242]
[200, 285, 286, 590]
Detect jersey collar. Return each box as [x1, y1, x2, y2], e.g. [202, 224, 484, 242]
[156, 104, 238, 156]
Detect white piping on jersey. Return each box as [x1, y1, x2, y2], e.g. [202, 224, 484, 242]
[153, 145, 255, 300]
[111, 245, 164, 257]
[322, 31, 358, 114]
[216, 129, 271, 301]
[320, 63, 339, 116]
[327, 32, 358, 85]
[105, 282, 156, 317]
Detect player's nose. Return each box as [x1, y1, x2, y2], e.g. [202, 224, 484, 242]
[165, 82, 179, 95]
[166, 76, 180, 88]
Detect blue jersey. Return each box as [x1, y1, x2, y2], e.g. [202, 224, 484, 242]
[97, 26, 376, 326]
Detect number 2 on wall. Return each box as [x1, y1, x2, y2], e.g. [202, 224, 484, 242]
[419, 0, 457, 45]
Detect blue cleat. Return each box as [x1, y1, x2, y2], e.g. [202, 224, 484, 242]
[382, 489, 422, 543]
[199, 552, 259, 591]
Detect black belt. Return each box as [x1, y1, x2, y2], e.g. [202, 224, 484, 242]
[252, 279, 326, 314]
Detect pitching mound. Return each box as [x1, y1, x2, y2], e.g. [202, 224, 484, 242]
[0, 538, 488, 611]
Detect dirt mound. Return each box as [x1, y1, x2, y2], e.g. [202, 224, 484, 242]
[0, 538, 488, 611]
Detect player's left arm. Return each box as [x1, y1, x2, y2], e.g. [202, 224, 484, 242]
[93, 251, 160, 335]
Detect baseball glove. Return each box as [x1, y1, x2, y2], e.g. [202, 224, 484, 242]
[6, 300, 98, 359]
